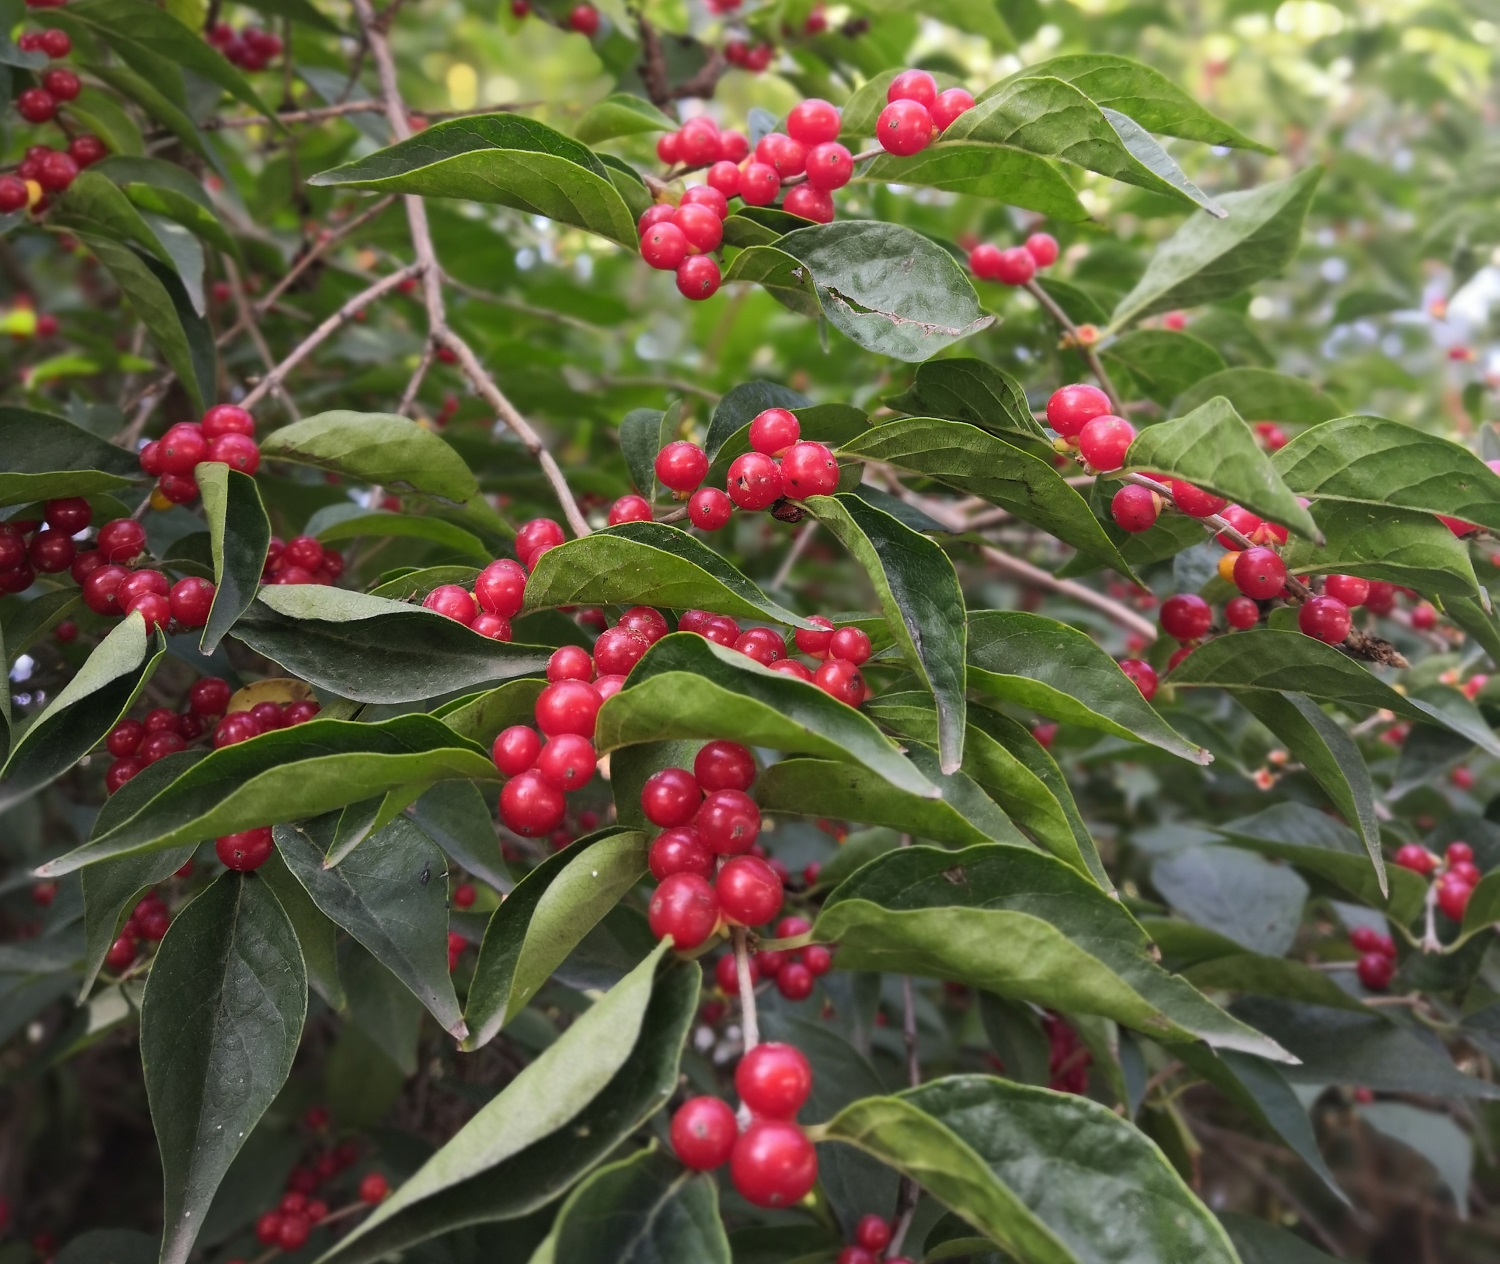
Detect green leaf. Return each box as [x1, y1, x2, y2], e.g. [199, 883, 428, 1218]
[821, 1076, 1240, 1264]
[257, 850, 344, 1009]
[51, 0, 275, 119]
[720, 244, 824, 320]
[1125, 396, 1320, 540]
[706, 403, 869, 485]
[618, 406, 673, 502]
[998, 54, 1272, 152]
[936, 77, 1223, 214]
[1215, 803, 1427, 923]
[575, 93, 677, 144]
[521, 522, 815, 628]
[39, 715, 495, 874]
[437, 678, 546, 746]
[967, 611, 1210, 764]
[258, 411, 480, 504]
[61, 88, 145, 157]
[74, 232, 214, 410]
[816, 844, 1292, 1058]
[1171, 368, 1343, 424]
[594, 633, 938, 799]
[308, 114, 638, 248]
[528, 1145, 730, 1264]
[1110, 170, 1322, 328]
[229, 586, 549, 704]
[760, 221, 994, 362]
[1100, 330, 1227, 405]
[1235, 692, 1383, 892]
[1281, 501, 1483, 600]
[50, 170, 174, 266]
[0, 590, 81, 665]
[755, 750, 1030, 848]
[1272, 415, 1500, 532]
[0, 613, 162, 811]
[1168, 630, 1500, 757]
[882, 357, 1046, 441]
[196, 463, 271, 654]
[806, 493, 967, 770]
[705, 382, 810, 461]
[861, 142, 1088, 222]
[94, 156, 238, 258]
[319, 946, 697, 1264]
[1448, 595, 1500, 667]
[310, 508, 490, 561]
[1360, 1102, 1473, 1211]
[1220, 1213, 1339, 1264]
[237, 0, 341, 32]
[275, 812, 466, 1039]
[142, 872, 306, 1264]
[837, 417, 1141, 580]
[465, 829, 648, 1049]
[0, 407, 141, 506]
[1151, 845, 1308, 956]
[87, 64, 214, 165]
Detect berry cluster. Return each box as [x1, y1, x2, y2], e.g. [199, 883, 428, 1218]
[4, 22, 99, 211]
[1348, 924, 1398, 991]
[712, 914, 832, 1003]
[139, 403, 262, 507]
[670, 1041, 819, 1208]
[102, 883, 184, 974]
[1043, 1012, 1092, 1093]
[247, 1111, 385, 1254]
[263, 535, 345, 587]
[1394, 839, 1482, 922]
[834, 1214, 912, 1264]
[968, 230, 1059, 287]
[205, 22, 284, 72]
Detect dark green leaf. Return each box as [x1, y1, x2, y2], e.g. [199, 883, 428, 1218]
[1446, 596, 1500, 668]
[50, 170, 174, 266]
[1100, 330, 1227, 405]
[862, 142, 1088, 222]
[258, 411, 480, 504]
[967, 610, 1210, 763]
[0, 406, 140, 506]
[1111, 170, 1322, 328]
[721, 244, 824, 319]
[1281, 501, 1482, 600]
[1220, 1213, 1339, 1264]
[705, 382, 810, 461]
[437, 678, 546, 746]
[3, 589, 83, 661]
[308, 115, 638, 248]
[575, 93, 677, 144]
[257, 849, 344, 1009]
[275, 812, 466, 1039]
[1151, 844, 1308, 955]
[196, 463, 271, 654]
[594, 633, 938, 798]
[40, 715, 495, 874]
[141, 872, 306, 1264]
[817, 845, 1290, 1058]
[1171, 368, 1343, 424]
[822, 1075, 1240, 1264]
[230, 587, 549, 704]
[80, 837, 196, 998]
[465, 829, 648, 1049]
[87, 64, 214, 165]
[618, 406, 672, 502]
[237, 0, 341, 32]
[521, 522, 814, 628]
[882, 358, 1046, 441]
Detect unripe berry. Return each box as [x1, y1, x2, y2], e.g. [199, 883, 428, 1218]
[655, 440, 709, 493]
[1077, 414, 1135, 471]
[1110, 484, 1160, 532]
[676, 254, 721, 301]
[1298, 595, 1351, 645]
[1046, 384, 1111, 438]
[727, 452, 784, 510]
[1232, 547, 1287, 600]
[876, 99, 933, 156]
[931, 87, 975, 131]
[688, 487, 733, 531]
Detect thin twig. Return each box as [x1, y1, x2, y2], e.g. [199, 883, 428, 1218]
[225, 257, 299, 420]
[733, 926, 759, 1051]
[983, 545, 1158, 640]
[1023, 277, 1126, 414]
[771, 521, 817, 589]
[397, 342, 434, 417]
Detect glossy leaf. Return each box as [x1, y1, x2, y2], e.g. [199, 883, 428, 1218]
[141, 872, 306, 1264]
[575, 93, 677, 144]
[1110, 169, 1322, 328]
[1100, 330, 1227, 405]
[258, 411, 480, 504]
[0, 613, 162, 811]
[1124, 396, 1319, 540]
[838, 417, 1141, 579]
[230, 586, 550, 704]
[967, 611, 1210, 763]
[319, 946, 698, 1264]
[196, 463, 271, 654]
[521, 522, 813, 628]
[1171, 368, 1343, 423]
[882, 358, 1046, 441]
[816, 844, 1291, 1058]
[310, 508, 490, 561]
[40, 715, 495, 874]
[275, 812, 466, 1039]
[308, 114, 638, 248]
[822, 1075, 1241, 1264]
[1281, 501, 1483, 600]
[465, 829, 648, 1049]
[594, 633, 938, 798]
[1272, 415, 1500, 531]
[807, 493, 967, 770]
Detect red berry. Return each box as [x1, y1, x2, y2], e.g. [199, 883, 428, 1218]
[701, 615, 741, 647]
[727, 452, 784, 510]
[493, 725, 542, 776]
[656, 133, 681, 164]
[1232, 547, 1287, 600]
[40, 28, 71, 57]
[475, 558, 527, 618]
[780, 441, 839, 498]
[213, 712, 263, 748]
[1170, 480, 1227, 518]
[1411, 602, 1437, 631]
[1077, 414, 1135, 471]
[156, 472, 199, 505]
[1111, 484, 1160, 532]
[516, 518, 565, 567]
[777, 960, 814, 1000]
[749, 408, 800, 457]
[1160, 593, 1212, 642]
[608, 495, 653, 525]
[1024, 232, 1059, 267]
[535, 681, 602, 738]
[670, 1096, 738, 1171]
[1324, 574, 1370, 607]
[1448, 841, 1474, 864]
[105, 756, 143, 793]
[781, 184, 833, 223]
[694, 740, 756, 791]
[1119, 659, 1159, 701]
[992, 246, 1035, 286]
[1298, 595, 1351, 645]
[535, 734, 597, 792]
[1393, 843, 1435, 875]
[856, 1216, 892, 1251]
[735, 626, 787, 666]
[804, 142, 853, 191]
[98, 518, 146, 565]
[500, 771, 568, 836]
[887, 68, 938, 108]
[707, 161, 741, 197]
[673, 202, 723, 253]
[201, 404, 255, 439]
[1225, 595, 1260, 630]
[158, 423, 208, 475]
[568, 3, 599, 35]
[41, 68, 79, 101]
[104, 933, 136, 972]
[642, 767, 703, 828]
[0, 176, 28, 213]
[740, 162, 781, 206]
[681, 184, 728, 219]
[45, 497, 92, 534]
[27, 528, 74, 573]
[125, 591, 171, 633]
[216, 827, 273, 871]
[736, 1041, 811, 1119]
[648, 872, 721, 949]
[794, 615, 834, 658]
[1355, 951, 1393, 990]
[168, 577, 215, 628]
[968, 243, 1002, 280]
[813, 657, 864, 706]
[190, 677, 232, 715]
[283, 700, 320, 725]
[649, 826, 714, 880]
[1349, 925, 1382, 953]
[656, 441, 709, 493]
[876, 99, 933, 156]
[70, 548, 104, 585]
[787, 98, 841, 146]
[1046, 384, 1111, 438]
[932, 87, 975, 131]
[717, 855, 784, 926]
[677, 119, 721, 167]
[1215, 505, 1263, 550]
[719, 130, 750, 163]
[208, 432, 260, 474]
[358, 1172, 390, 1204]
[755, 132, 807, 178]
[107, 719, 145, 758]
[827, 626, 871, 665]
[676, 254, 721, 301]
[695, 788, 761, 855]
[592, 626, 651, 676]
[423, 583, 478, 624]
[17, 88, 57, 124]
[547, 645, 594, 683]
[688, 487, 733, 531]
[730, 1119, 818, 1207]
[255, 1212, 283, 1245]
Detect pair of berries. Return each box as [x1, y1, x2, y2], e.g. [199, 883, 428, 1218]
[833, 1214, 906, 1264]
[264, 534, 346, 587]
[969, 231, 1059, 287]
[140, 404, 261, 510]
[1, 497, 92, 589]
[670, 1042, 819, 1208]
[1111, 472, 1228, 535]
[723, 37, 774, 71]
[1045, 384, 1136, 471]
[1349, 925, 1398, 990]
[876, 68, 975, 157]
[1395, 840, 1481, 922]
[206, 21, 283, 69]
